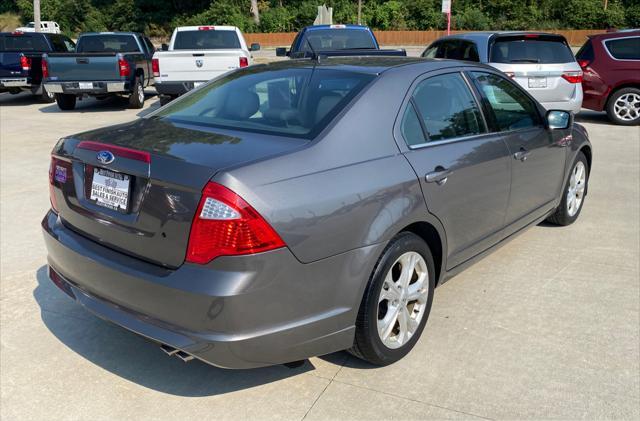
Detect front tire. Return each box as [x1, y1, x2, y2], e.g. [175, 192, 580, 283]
[128, 76, 145, 109]
[55, 93, 76, 110]
[349, 232, 435, 366]
[606, 87, 640, 126]
[546, 151, 589, 226]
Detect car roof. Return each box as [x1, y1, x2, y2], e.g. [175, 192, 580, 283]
[302, 24, 372, 32]
[79, 32, 142, 36]
[434, 31, 567, 42]
[588, 29, 640, 40]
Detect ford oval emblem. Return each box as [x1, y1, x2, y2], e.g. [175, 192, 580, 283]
[96, 150, 115, 164]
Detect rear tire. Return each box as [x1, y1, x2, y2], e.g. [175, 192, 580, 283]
[546, 151, 589, 226]
[349, 232, 435, 366]
[55, 93, 76, 110]
[606, 87, 640, 126]
[128, 76, 145, 109]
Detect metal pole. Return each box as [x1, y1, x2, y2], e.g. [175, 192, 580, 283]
[34, 0, 41, 32]
[357, 0, 362, 25]
[447, 12, 451, 36]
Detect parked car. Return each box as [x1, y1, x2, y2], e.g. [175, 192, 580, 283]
[576, 30, 640, 125]
[422, 32, 583, 114]
[15, 21, 61, 34]
[43, 57, 591, 369]
[276, 24, 406, 58]
[153, 25, 259, 105]
[43, 32, 155, 110]
[0, 31, 74, 101]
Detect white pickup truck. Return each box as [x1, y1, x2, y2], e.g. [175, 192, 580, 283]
[152, 25, 259, 105]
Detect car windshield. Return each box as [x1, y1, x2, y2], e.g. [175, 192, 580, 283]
[173, 30, 241, 50]
[301, 29, 377, 51]
[491, 36, 575, 64]
[0, 34, 48, 51]
[153, 66, 376, 139]
[77, 35, 140, 53]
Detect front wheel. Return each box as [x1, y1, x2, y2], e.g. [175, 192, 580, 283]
[55, 93, 76, 110]
[128, 76, 145, 109]
[546, 152, 589, 226]
[349, 232, 435, 366]
[606, 88, 640, 126]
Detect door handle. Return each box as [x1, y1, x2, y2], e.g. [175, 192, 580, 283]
[425, 167, 452, 185]
[513, 148, 530, 162]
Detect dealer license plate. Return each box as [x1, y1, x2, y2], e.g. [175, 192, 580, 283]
[90, 168, 130, 211]
[79, 82, 93, 89]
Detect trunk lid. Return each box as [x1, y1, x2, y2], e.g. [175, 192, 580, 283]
[156, 50, 244, 82]
[51, 118, 306, 267]
[46, 53, 121, 81]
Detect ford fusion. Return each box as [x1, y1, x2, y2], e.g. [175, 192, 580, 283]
[43, 57, 592, 368]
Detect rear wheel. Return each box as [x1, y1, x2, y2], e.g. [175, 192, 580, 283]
[546, 152, 589, 226]
[128, 76, 145, 109]
[55, 93, 76, 110]
[349, 232, 435, 366]
[606, 87, 640, 126]
[39, 85, 55, 103]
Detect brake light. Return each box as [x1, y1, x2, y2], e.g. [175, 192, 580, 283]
[239, 57, 248, 68]
[186, 182, 286, 264]
[561, 71, 583, 84]
[198, 26, 215, 31]
[118, 55, 130, 77]
[20, 55, 31, 71]
[524, 34, 540, 38]
[41, 57, 49, 78]
[152, 58, 160, 77]
[577, 59, 590, 69]
[77, 141, 151, 163]
[49, 156, 71, 213]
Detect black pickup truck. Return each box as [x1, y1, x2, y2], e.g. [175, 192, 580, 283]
[0, 31, 75, 102]
[43, 32, 155, 110]
[276, 24, 406, 58]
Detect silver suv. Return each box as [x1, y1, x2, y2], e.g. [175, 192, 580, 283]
[423, 32, 583, 114]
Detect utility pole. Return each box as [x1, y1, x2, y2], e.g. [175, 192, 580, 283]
[357, 0, 362, 25]
[604, 0, 608, 10]
[34, 0, 41, 32]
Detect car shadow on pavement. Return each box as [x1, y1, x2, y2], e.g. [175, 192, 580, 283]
[38, 93, 159, 115]
[0, 91, 47, 106]
[575, 110, 612, 126]
[33, 265, 316, 396]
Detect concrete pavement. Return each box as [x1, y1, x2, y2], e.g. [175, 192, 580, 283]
[1, 90, 639, 420]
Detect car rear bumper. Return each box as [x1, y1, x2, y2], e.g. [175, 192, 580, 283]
[0, 77, 32, 90]
[42, 210, 370, 368]
[154, 81, 205, 97]
[45, 81, 130, 95]
[537, 86, 583, 114]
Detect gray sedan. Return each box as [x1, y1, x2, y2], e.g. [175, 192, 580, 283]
[43, 57, 592, 368]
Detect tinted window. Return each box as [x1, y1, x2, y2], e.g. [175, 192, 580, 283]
[401, 103, 426, 146]
[48, 35, 75, 52]
[471, 72, 541, 131]
[0, 34, 48, 51]
[576, 40, 594, 61]
[422, 40, 479, 62]
[605, 37, 640, 60]
[173, 30, 240, 50]
[301, 29, 377, 52]
[154, 67, 375, 139]
[143, 37, 155, 54]
[421, 42, 440, 59]
[77, 35, 140, 53]
[490, 36, 575, 64]
[411, 73, 484, 142]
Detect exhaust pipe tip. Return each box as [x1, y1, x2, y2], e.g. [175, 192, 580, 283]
[175, 350, 194, 362]
[160, 343, 179, 356]
[160, 344, 194, 362]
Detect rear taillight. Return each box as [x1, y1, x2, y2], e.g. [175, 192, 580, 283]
[561, 71, 583, 84]
[186, 182, 286, 264]
[41, 57, 49, 78]
[118, 56, 131, 77]
[152, 58, 160, 77]
[577, 59, 590, 69]
[49, 156, 71, 213]
[239, 57, 249, 68]
[20, 55, 31, 71]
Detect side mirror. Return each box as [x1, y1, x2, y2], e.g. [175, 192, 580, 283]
[547, 110, 572, 130]
[161, 43, 169, 51]
[275, 47, 287, 57]
[250, 43, 260, 51]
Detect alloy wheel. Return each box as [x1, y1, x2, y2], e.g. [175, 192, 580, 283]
[567, 161, 586, 217]
[614, 93, 640, 122]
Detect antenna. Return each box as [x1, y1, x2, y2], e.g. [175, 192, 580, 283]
[306, 38, 322, 62]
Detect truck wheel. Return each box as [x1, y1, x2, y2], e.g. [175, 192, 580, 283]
[55, 94, 76, 110]
[159, 95, 174, 106]
[129, 76, 145, 109]
[40, 85, 55, 103]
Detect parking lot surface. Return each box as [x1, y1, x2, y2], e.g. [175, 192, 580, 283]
[1, 87, 639, 420]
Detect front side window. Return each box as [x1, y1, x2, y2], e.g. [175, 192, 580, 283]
[49, 35, 75, 52]
[409, 73, 484, 142]
[173, 30, 240, 50]
[471, 72, 541, 132]
[605, 37, 640, 60]
[153, 67, 376, 139]
[77, 35, 140, 53]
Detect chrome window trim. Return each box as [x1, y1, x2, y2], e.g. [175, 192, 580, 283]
[602, 36, 640, 62]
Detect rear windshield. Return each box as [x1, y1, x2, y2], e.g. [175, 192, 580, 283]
[491, 36, 575, 64]
[301, 29, 377, 52]
[605, 37, 640, 60]
[77, 35, 140, 53]
[173, 30, 241, 50]
[153, 67, 376, 138]
[0, 34, 48, 51]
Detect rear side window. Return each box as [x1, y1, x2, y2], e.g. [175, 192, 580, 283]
[471, 72, 541, 131]
[490, 36, 575, 64]
[154, 67, 375, 139]
[0, 34, 48, 51]
[409, 73, 484, 142]
[173, 30, 240, 50]
[48, 35, 75, 52]
[301, 29, 377, 52]
[605, 37, 640, 60]
[422, 40, 479, 62]
[576, 40, 594, 62]
[77, 35, 140, 53]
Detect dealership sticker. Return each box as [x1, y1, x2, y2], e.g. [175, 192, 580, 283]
[55, 165, 67, 183]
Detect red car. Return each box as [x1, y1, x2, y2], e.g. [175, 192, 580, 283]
[576, 30, 640, 125]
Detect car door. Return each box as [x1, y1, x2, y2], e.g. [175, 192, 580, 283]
[399, 70, 512, 269]
[468, 71, 566, 227]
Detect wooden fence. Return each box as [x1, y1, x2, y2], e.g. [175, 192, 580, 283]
[244, 29, 607, 47]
